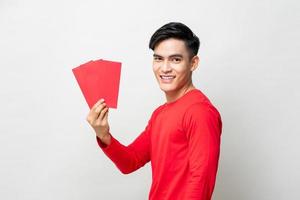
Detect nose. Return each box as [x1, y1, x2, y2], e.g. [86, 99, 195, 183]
[161, 60, 172, 73]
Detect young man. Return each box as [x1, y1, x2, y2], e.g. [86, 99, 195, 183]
[86, 22, 222, 200]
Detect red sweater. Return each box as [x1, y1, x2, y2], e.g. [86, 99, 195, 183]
[96, 89, 222, 199]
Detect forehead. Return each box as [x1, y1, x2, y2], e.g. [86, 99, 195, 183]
[154, 38, 189, 57]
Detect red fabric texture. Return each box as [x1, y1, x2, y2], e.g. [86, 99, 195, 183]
[96, 89, 222, 200]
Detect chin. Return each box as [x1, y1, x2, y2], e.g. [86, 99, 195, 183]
[159, 84, 177, 93]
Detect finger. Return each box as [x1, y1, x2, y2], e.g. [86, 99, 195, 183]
[98, 107, 109, 121]
[103, 108, 109, 122]
[95, 102, 107, 114]
[89, 102, 107, 121]
[91, 98, 105, 111]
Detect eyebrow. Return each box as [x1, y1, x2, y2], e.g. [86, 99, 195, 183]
[153, 53, 183, 58]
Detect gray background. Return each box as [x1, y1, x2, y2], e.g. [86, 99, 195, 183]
[0, 0, 299, 199]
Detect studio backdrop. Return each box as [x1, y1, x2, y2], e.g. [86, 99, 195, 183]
[0, 0, 299, 199]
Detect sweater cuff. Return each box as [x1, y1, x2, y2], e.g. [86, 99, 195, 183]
[96, 133, 116, 150]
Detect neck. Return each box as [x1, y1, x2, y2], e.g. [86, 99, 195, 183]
[165, 83, 196, 103]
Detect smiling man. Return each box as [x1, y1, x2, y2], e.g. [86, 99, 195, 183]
[86, 22, 222, 200]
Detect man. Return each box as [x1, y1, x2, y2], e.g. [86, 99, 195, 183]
[86, 22, 222, 200]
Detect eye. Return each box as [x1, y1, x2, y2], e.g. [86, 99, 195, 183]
[154, 57, 162, 61]
[172, 57, 181, 63]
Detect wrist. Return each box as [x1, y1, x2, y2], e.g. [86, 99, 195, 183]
[98, 132, 111, 145]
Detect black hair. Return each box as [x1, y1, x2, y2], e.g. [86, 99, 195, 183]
[149, 22, 200, 58]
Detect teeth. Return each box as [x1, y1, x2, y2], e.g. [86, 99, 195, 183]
[160, 75, 175, 80]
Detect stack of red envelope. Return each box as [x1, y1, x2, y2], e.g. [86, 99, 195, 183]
[72, 59, 122, 109]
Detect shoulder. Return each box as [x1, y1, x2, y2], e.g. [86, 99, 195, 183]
[145, 104, 166, 125]
[182, 102, 222, 130]
[186, 102, 221, 116]
[151, 104, 165, 118]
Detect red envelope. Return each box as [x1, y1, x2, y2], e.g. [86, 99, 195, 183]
[72, 59, 122, 109]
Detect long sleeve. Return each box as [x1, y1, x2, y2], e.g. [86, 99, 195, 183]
[96, 118, 152, 174]
[182, 103, 222, 199]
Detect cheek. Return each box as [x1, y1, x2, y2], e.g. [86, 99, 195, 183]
[174, 66, 190, 82]
[172, 64, 189, 78]
[152, 64, 159, 73]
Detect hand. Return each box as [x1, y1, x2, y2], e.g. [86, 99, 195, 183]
[86, 98, 110, 141]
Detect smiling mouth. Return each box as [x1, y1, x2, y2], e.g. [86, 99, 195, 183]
[160, 75, 176, 80]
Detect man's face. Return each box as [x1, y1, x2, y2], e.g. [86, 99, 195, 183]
[152, 38, 198, 93]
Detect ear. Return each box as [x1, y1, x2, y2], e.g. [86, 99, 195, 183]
[190, 55, 199, 72]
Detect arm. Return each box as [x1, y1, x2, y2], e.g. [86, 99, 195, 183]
[86, 99, 153, 174]
[182, 103, 222, 199]
[96, 118, 152, 174]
